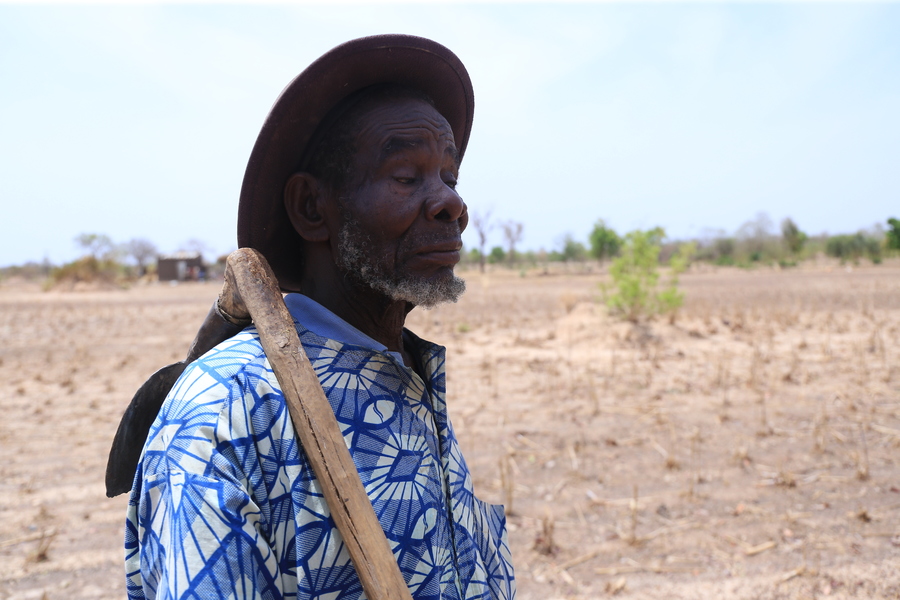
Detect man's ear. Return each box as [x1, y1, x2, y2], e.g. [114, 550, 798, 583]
[284, 173, 330, 243]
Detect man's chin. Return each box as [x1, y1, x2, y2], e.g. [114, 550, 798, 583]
[382, 272, 467, 309]
[336, 221, 466, 308]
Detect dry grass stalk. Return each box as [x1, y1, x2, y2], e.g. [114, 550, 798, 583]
[861, 531, 900, 538]
[689, 427, 703, 464]
[777, 565, 808, 584]
[629, 485, 639, 545]
[856, 342, 870, 388]
[0, 528, 56, 549]
[651, 440, 680, 470]
[749, 345, 762, 389]
[588, 372, 600, 416]
[777, 467, 797, 488]
[605, 576, 627, 595]
[868, 323, 884, 357]
[596, 563, 696, 575]
[870, 423, 900, 438]
[499, 454, 515, 516]
[715, 352, 730, 389]
[724, 533, 778, 556]
[853, 508, 872, 523]
[567, 441, 579, 471]
[782, 350, 801, 383]
[605, 349, 617, 393]
[683, 477, 695, 501]
[556, 548, 604, 571]
[757, 391, 772, 436]
[813, 408, 828, 453]
[857, 422, 870, 481]
[26, 529, 57, 563]
[533, 510, 558, 556]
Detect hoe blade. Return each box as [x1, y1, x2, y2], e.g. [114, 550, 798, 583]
[105, 362, 186, 497]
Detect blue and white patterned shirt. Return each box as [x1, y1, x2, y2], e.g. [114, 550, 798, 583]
[125, 295, 515, 600]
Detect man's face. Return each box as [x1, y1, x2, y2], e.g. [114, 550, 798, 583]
[332, 97, 468, 308]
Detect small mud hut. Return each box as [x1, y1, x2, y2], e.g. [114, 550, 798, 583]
[157, 252, 204, 282]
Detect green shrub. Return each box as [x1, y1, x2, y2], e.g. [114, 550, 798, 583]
[48, 256, 124, 288]
[604, 228, 691, 322]
[605, 230, 659, 321]
[589, 220, 621, 262]
[887, 218, 900, 252]
[826, 233, 881, 264]
[658, 242, 696, 315]
[714, 255, 735, 266]
[781, 218, 808, 255]
[562, 235, 588, 262]
[464, 248, 482, 265]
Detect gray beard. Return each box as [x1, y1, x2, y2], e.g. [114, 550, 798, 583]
[337, 218, 466, 309]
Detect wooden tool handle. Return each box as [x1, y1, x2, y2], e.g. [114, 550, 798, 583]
[218, 248, 413, 600]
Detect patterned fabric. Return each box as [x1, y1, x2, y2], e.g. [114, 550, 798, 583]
[125, 321, 515, 600]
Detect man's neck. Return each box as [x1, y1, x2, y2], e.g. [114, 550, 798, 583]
[299, 271, 413, 362]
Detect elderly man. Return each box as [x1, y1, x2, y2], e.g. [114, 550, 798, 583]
[125, 35, 515, 600]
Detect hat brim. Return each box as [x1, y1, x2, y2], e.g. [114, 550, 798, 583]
[237, 34, 475, 292]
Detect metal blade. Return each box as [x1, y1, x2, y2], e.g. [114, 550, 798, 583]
[105, 301, 248, 497]
[105, 361, 186, 497]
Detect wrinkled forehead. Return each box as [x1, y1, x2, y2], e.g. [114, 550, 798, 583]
[353, 97, 459, 164]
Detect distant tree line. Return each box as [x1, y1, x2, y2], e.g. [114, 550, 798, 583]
[3, 216, 898, 287]
[459, 213, 900, 270]
[0, 234, 228, 288]
[690, 214, 897, 267]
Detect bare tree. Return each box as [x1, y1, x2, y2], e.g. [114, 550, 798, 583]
[470, 210, 493, 273]
[74, 233, 114, 260]
[736, 211, 775, 241]
[736, 211, 775, 259]
[126, 238, 158, 276]
[501, 220, 523, 265]
[179, 238, 211, 263]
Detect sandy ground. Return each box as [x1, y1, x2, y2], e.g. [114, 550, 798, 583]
[1, 262, 899, 599]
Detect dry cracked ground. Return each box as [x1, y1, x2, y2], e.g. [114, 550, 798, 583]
[1, 261, 899, 599]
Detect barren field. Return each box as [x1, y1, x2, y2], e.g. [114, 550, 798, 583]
[2, 263, 899, 599]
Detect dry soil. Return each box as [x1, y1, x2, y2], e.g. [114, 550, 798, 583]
[1, 262, 898, 599]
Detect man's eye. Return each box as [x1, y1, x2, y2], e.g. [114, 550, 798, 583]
[394, 176, 416, 185]
[444, 178, 458, 190]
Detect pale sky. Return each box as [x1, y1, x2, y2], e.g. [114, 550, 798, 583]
[2, 2, 898, 266]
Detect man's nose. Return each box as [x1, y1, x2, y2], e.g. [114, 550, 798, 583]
[425, 180, 466, 225]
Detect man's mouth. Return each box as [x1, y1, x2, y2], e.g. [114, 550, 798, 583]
[414, 242, 462, 267]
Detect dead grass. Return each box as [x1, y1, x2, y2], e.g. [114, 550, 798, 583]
[1, 263, 900, 598]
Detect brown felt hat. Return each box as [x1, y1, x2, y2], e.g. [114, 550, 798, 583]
[237, 34, 475, 292]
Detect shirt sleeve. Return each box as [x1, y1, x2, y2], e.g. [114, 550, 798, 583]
[125, 339, 289, 600]
[127, 469, 283, 600]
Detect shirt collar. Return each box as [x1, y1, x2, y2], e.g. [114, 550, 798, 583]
[283, 293, 405, 364]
